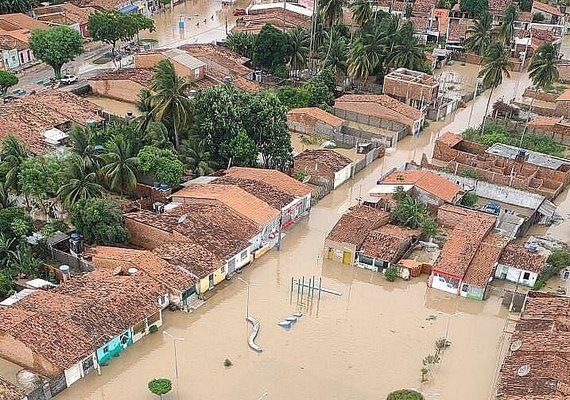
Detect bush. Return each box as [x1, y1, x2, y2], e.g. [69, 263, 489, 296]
[532, 12, 545, 22]
[384, 265, 397, 282]
[460, 192, 478, 207]
[149, 325, 158, 334]
[70, 198, 129, 245]
[387, 389, 425, 400]
[148, 378, 172, 398]
[224, 358, 233, 367]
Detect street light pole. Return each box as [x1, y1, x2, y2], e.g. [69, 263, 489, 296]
[237, 277, 258, 318]
[163, 331, 184, 379]
[437, 311, 462, 354]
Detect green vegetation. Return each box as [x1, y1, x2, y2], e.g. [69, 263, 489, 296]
[460, 192, 479, 207]
[70, 198, 129, 245]
[0, 71, 18, 97]
[534, 248, 570, 289]
[0, 0, 38, 14]
[224, 358, 233, 367]
[29, 26, 84, 79]
[384, 265, 397, 282]
[532, 12, 545, 22]
[391, 192, 438, 239]
[387, 389, 425, 400]
[148, 378, 172, 399]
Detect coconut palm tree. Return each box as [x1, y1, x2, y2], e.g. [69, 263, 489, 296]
[143, 121, 173, 149]
[522, 43, 560, 143]
[134, 88, 155, 135]
[322, 35, 348, 77]
[392, 196, 427, 229]
[347, 42, 373, 82]
[387, 23, 426, 70]
[0, 182, 13, 210]
[179, 138, 216, 177]
[498, 4, 518, 45]
[100, 136, 139, 196]
[350, 0, 372, 26]
[479, 42, 513, 134]
[68, 125, 101, 172]
[319, 0, 343, 28]
[463, 10, 493, 56]
[0, 136, 28, 194]
[149, 59, 195, 150]
[287, 28, 310, 72]
[57, 155, 104, 208]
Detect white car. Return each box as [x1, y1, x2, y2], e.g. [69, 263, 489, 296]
[60, 74, 78, 84]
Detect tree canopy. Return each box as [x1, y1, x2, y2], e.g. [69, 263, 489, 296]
[0, 71, 18, 96]
[70, 198, 129, 245]
[29, 26, 84, 79]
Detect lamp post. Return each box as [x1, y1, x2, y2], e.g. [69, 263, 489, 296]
[163, 331, 184, 379]
[437, 311, 462, 353]
[237, 277, 258, 318]
[257, 391, 269, 400]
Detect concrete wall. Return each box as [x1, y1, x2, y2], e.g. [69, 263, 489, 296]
[0, 333, 60, 378]
[383, 76, 439, 104]
[333, 107, 413, 137]
[125, 218, 190, 250]
[89, 79, 144, 103]
[135, 53, 205, 80]
[495, 263, 539, 287]
[333, 164, 352, 189]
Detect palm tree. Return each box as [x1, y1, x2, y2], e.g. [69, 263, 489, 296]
[393, 196, 427, 229]
[149, 59, 195, 150]
[498, 4, 518, 46]
[180, 138, 216, 177]
[387, 24, 426, 70]
[463, 11, 492, 56]
[135, 88, 155, 135]
[68, 125, 100, 171]
[479, 42, 513, 134]
[287, 28, 310, 72]
[58, 155, 104, 208]
[100, 136, 139, 196]
[1, 136, 28, 194]
[319, 0, 343, 28]
[348, 42, 373, 82]
[522, 43, 560, 143]
[322, 35, 348, 77]
[350, 0, 372, 26]
[143, 121, 173, 149]
[0, 182, 13, 210]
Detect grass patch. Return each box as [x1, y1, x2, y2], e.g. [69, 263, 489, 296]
[93, 56, 112, 65]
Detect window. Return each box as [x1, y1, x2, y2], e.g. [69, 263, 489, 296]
[523, 272, 530, 280]
[103, 345, 109, 353]
[241, 250, 247, 260]
[221, 266, 226, 274]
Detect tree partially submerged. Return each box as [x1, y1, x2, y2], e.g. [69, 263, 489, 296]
[29, 26, 84, 79]
[148, 378, 172, 399]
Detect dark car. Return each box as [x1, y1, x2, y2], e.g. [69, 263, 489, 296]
[2, 95, 18, 104]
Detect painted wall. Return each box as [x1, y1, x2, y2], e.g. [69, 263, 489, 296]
[2, 49, 20, 70]
[495, 263, 539, 287]
[429, 271, 461, 295]
[333, 164, 352, 189]
[96, 330, 133, 365]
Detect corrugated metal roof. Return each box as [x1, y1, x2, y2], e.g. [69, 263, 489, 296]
[163, 48, 206, 71]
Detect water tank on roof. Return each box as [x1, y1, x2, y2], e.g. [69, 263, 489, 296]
[59, 265, 70, 280]
[128, 268, 138, 275]
[223, 76, 233, 84]
[69, 232, 84, 256]
[160, 183, 169, 191]
[528, 242, 538, 253]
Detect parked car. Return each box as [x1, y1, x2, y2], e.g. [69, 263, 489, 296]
[2, 95, 18, 104]
[233, 8, 246, 15]
[60, 74, 78, 84]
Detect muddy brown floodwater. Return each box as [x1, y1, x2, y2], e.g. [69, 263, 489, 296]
[56, 67, 568, 400]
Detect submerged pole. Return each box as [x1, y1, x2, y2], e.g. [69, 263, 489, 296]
[319, 277, 322, 300]
[301, 276, 305, 296]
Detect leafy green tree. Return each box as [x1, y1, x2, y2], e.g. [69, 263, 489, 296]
[384, 265, 397, 281]
[520, 0, 532, 11]
[1, 136, 28, 195]
[532, 12, 545, 22]
[253, 24, 289, 69]
[29, 26, 84, 79]
[130, 12, 156, 43]
[179, 138, 217, 177]
[70, 198, 129, 245]
[460, 192, 479, 207]
[306, 72, 335, 108]
[0, 71, 18, 97]
[227, 131, 258, 167]
[0, 207, 33, 239]
[148, 378, 172, 399]
[18, 156, 63, 213]
[274, 86, 311, 109]
[464, 10, 492, 56]
[547, 248, 570, 270]
[319, 0, 343, 28]
[420, 217, 438, 239]
[138, 145, 184, 187]
[224, 31, 256, 60]
[40, 219, 69, 238]
[386, 389, 425, 400]
[57, 155, 104, 209]
[101, 135, 139, 196]
[459, 0, 488, 16]
[149, 59, 195, 150]
[287, 28, 309, 71]
[479, 42, 512, 134]
[0, 0, 38, 14]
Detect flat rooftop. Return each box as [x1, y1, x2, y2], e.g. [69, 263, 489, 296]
[485, 143, 570, 170]
[384, 67, 437, 86]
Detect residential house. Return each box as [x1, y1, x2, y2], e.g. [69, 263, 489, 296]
[373, 168, 461, 209]
[324, 205, 390, 265]
[383, 68, 440, 110]
[136, 49, 207, 81]
[0, 377, 25, 400]
[0, 91, 103, 154]
[287, 107, 345, 137]
[497, 293, 570, 400]
[495, 243, 548, 287]
[232, 3, 312, 34]
[292, 149, 353, 190]
[429, 205, 497, 296]
[357, 224, 420, 273]
[70, 0, 159, 15]
[220, 166, 313, 226]
[89, 246, 199, 308]
[531, 1, 563, 26]
[0, 270, 166, 388]
[170, 184, 281, 245]
[445, 5, 473, 51]
[32, 3, 96, 38]
[528, 116, 570, 146]
[0, 13, 48, 70]
[88, 68, 154, 103]
[334, 94, 425, 136]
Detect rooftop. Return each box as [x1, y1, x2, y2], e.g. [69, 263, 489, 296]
[212, 175, 295, 210]
[497, 294, 570, 400]
[335, 94, 423, 125]
[88, 68, 154, 87]
[224, 166, 312, 197]
[288, 107, 345, 127]
[248, 2, 313, 17]
[532, 1, 563, 16]
[447, 17, 472, 42]
[205, 68, 261, 92]
[498, 243, 547, 273]
[0, 31, 28, 51]
[438, 131, 463, 147]
[0, 376, 25, 400]
[485, 143, 570, 171]
[463, 233, 507, 286]
[163, 48, 207, 71]
[154, 242, 225, 279]
[33, 3, 96, 25]
[360, 224, 420, 262]
[381, 169, 460, 202]
[179, 43, 251, 76]
[488, 0, 511, 13]
[171, 184, 280, 226]
[384, 68, 438, 86]
[294, 149, 352, 172]
[0, 13, 49, 31]
[326, 205, 390, 246]
[232, 9, 310, 34]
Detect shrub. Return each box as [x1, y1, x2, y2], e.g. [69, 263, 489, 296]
[148, 378, 172, 398]
[224, 358, 233, 367]
[460, 192, 478, 207]
[387, 389, 425, 400]
[384, 265, 397, 282]
[149, 325, 158, 334]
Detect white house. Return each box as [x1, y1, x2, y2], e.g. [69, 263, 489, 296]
[495, 243, 548, 287]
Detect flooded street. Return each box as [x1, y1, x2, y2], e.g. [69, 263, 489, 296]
[55, 69, 551, 400]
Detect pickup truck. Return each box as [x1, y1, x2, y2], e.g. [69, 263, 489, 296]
[60, 74, 78, 85]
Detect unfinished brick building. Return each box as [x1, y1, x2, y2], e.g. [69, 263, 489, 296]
[430, 132, 570, 199]
[383, 68, 439, 109]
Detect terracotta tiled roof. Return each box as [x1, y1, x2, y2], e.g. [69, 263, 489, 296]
[463, 233, 507, 286]
[326, 205, 390, 246]
[360, 224, 420, 262]
[172, 184, 280, 226]
[447, 17, 472, 42]
[224, 166, 312, 197]
[0, 376, 25, 400]
[410, 15, 428, 32]
[529, 116, 563, 126]
[294, 149, 352, 172]
[498, 243, 547, 273]
[438, 131, 463, 147]
[288, 107, 345, 127]
[212, 175, 295, 209]
[412, 0, 437, 15]
[335, 94, 423, 126]
[497, 295, 570, 399]
[532, 1, 562, 16]
[488, 0, 510, 13]
[556, 88, 570, 101]
[0, 13, 49, 31]
[434, 207, 496, 278]
[517, 11, 533, 22]
[154, 242, 225, 279]
[69, 0, 125, 10]
[232, 9, 310, 34]
[179, 43, 251, 76]
[34, 3, 96, 25]
[205, 68, 260, 92]
[90, 246, 197, 292]
[382, 169, 460, 202]
[89, 68, 154, 87]
[0, 32, 27, 51]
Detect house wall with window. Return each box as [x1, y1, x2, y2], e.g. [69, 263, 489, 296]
[64, 354, 98, 387]
[494, 263, 539, 287]
[429, 270, 461, 295]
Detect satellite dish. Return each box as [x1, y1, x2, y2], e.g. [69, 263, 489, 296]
[177, 214, 188, 224]
[510, 340, 522, 352]
[517, 364, 531, 377]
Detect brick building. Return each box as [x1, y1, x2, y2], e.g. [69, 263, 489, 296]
[287, 107, 345, 136]
[292, 149, 353, 190]
[383, 68, 439, 110]
[88, 68, 154, 104]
